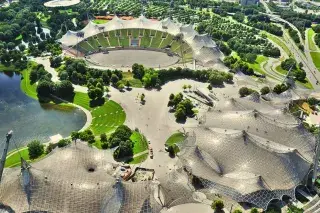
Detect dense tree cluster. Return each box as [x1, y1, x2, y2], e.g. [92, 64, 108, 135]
[29, 64, 75, 102]
[197, 16, 280, 58]
[281, 58, 306, 82]
[273, 83, 289, 94]
[168, 93, 195, 121]
[223, 56, 257, 76]
[88, 78, 105, 101]
[58, 58, 123, 88]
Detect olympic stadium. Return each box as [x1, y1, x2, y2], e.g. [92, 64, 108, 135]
[59, 15, 223, 68]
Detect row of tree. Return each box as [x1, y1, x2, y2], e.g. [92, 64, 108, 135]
[132, 63, 234, 88]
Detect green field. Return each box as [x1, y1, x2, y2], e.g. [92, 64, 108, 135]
[5, 147, 46, 168]
[311, 52, 320, 70]
[150, 31, 163, 48]
[127, 153, 148, 164]
[20, 62, 39, 99]
[130, 131, 148, 155]
[275, 65, 287, 75]
[140, 29, 151, 47]
[308, 28, 318, 52]
[73, 92, 126, 135]
[247, 55, 268, 75]
[119, 36, 130, 47]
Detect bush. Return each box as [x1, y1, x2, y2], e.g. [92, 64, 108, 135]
[260, 86, 270, 95]
[239, 87, 253, 97]
[233, 210, 243, 213]
[101, 142, 108, 149]
[57, 139, 71, 148]
[113, 140, 134, 159]
[46, 143, 58, 154]
[79, 130, 95, 144]
[273, 83, 289, 94]
[27, 140, 44, 160]
[211, 200, 224, 211]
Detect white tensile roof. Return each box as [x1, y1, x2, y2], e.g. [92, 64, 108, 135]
[177, 98, 316, 210]
[44, 0, 80, 7]
[59, 15, 222, 66]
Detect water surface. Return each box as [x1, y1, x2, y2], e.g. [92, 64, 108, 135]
[0, 72, 86, 150]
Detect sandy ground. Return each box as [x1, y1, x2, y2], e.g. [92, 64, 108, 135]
[87, 50, 179, 68]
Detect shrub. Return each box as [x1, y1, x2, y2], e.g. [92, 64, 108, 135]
[250, 208, 259, 213]
[100, 133, 107, 142]
[211, 199, 224, 211]
[27, 140, 44, 160]
[46, 143, 58, 154]
[260, 86, 270, 95]
[233, 210, 243, 213]
[239, 87, 253, 97]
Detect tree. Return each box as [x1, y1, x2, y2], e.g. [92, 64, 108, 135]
[211, 200, 224, 211]
[113, 140, 133, 159]
[100, 133, 107, 142]
[57, 139, 71, 148]
[273, 83, 288, 94]
[209, 72, 225, 86]
[169, 93, 175, 100]
[50, 56, 62, 68]
[18, 44, 26, 52]
[55, 80, 74, 98]
[281, 58, 296, 71]
[118, 83, 125, 91]
[111, 74, 119, 85]
[183, 84, 187, 91]
[37, 80, 53, 97]
[188, 84, 192, 91]
[71, 131, 80, 142]
[208, 84, 213, 90]
[27, 140, 44, 160]
[250, 208, 258, 213]
[260, 86, 270, 95]
[46, 143, 57, 154]
[175, 106, 186, 121]
[132, 63, 145, 79]
[126, 80, 131, 89]
[140, 93, 145, 103]
[294, 70, 306, 81]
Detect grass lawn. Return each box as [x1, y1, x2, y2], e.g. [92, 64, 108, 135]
[247, 55, 268, 75]
[20, 62, 38, 99]
[130, 131, 148, 155]
[5, 147, 46, 168]
[311, 52, 320, 71]
[275, 65, 287, 75]
[119, 72, 143, 88]
[308, 28, 318, 52]
[265, 33, 291, 57]
[165, 132, 186, 146]
[90, 100, 125, 135]
[127, 153, 148, 164]
[73, 92, 126, 135]
[93, 19, 108, 24]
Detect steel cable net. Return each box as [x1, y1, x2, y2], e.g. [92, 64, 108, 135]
[0, 143, 162, 213]
[177, 98, 316, 210]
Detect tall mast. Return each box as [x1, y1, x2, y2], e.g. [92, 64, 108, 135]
[312, 126, 320, 190]
[0, 130, 13, 182]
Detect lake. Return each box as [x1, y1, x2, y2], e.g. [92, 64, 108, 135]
[0, 72, 86, 151]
